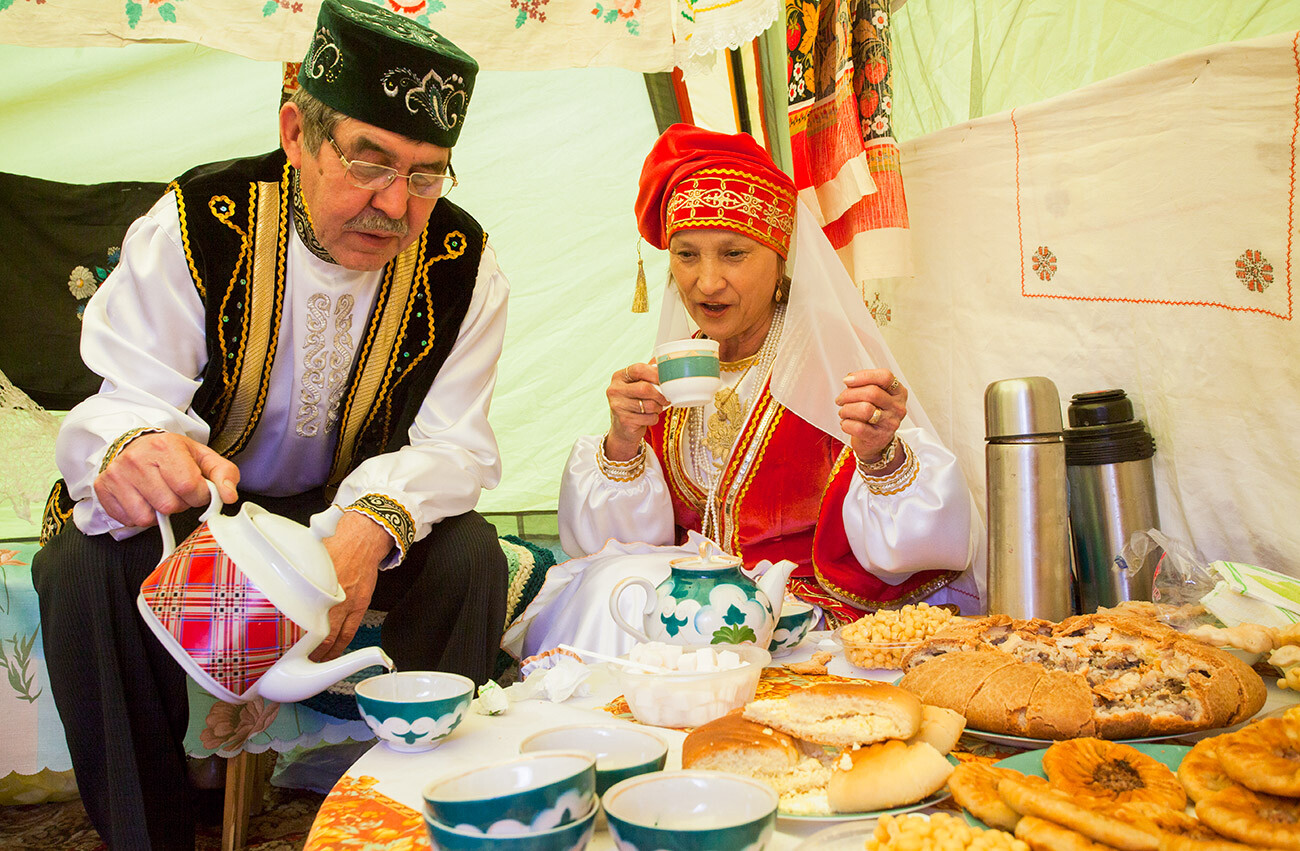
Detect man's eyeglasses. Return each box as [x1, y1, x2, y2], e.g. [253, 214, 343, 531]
[328, 136, 457, 199]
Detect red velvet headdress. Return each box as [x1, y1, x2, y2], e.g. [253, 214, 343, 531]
[635, 123, 797, 258]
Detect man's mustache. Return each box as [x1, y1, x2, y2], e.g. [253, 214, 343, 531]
[344, 210, 408, 236]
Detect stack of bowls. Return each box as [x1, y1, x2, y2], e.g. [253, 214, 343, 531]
[422, 751, 599, 850]
[354, 671, 475, 752]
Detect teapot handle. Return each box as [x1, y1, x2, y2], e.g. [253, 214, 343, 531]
[609, 577, 656, 645]
[154, 480, 223, 559]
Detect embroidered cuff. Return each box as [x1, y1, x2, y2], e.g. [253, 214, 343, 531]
[98, 427, 167, 474]
[858, 437, 920, 496]
[345, 494, 416, 561]
[597, 437, 647, 483]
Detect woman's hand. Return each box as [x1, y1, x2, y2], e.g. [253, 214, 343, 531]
[604, 362, 669, 460]
[837, 369, 908, 469]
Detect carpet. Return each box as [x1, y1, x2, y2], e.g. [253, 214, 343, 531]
[0, 786, 325, 850]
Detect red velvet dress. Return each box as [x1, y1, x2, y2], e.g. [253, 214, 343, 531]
[646, 379, 959, 624]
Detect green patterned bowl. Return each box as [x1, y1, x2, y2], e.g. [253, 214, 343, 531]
[519, 724, 668, 796]
[354, 671, 473, 753]
[423, 803, 597, 851]
[603, 770, 777, 851]
[422, 751, 596, 836]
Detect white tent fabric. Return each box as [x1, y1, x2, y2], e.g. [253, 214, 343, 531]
[886, 29, 1300, 575]
[0, 0, 782, 71]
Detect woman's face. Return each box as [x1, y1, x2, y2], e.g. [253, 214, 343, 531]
[668, 229, 781, 360]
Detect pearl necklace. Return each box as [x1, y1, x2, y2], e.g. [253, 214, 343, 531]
[690, 304, 786, 541]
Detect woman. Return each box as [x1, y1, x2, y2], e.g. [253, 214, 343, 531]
[508, 124, 982, 659]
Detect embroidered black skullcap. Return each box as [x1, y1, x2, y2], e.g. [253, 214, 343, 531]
[297, 0, 478, 148]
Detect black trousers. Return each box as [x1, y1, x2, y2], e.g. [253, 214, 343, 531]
[33, 491, 507, 851]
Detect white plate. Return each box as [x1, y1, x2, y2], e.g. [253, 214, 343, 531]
[791, 813, 930, 849]
[963, 722, 1248, 750]
[777, 787, 950, 823]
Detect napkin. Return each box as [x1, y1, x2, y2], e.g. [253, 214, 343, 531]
[1201, 560, 1300, 630]
[505, 651, 592, 704]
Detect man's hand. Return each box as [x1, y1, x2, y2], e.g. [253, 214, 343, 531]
[312, 511, 393, 663]
[93, 432, 240, 527]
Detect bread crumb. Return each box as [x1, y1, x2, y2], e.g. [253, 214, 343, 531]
[785, 651, 833, 675]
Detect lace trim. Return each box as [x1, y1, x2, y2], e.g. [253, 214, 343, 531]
[345, 494, 415, 557]
[675, 0, 781, 72]
[597, 438, 647, 483]
[859, 438, 920, 496]
[99, 427, 165, 475]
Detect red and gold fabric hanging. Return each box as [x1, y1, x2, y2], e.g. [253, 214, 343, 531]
[786, 0, 911, 283]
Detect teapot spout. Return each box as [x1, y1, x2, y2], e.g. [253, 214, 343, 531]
[257, 646, 394, 704]
[753, 559, 799, 620]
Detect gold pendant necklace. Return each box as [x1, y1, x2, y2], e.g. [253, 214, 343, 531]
[705, 380, 747, 458]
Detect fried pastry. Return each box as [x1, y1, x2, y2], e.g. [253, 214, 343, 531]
[1217, 716, 1300, 798]
[997, 776, 1159, 851]
[1177, 736, 1237, 804]
[1013, 815, 1121, 851]
[1109, 802, 1223, 841]
[1041, 738, 1185, 810]
[947, 761, 1043, 832]
[1194, 785, 1300, 850]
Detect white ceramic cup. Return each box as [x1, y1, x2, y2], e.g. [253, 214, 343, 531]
[652, 338, 721, 407]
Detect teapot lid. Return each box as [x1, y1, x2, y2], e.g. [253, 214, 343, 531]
[248, 509, 338, 596]
[671, 540, 743, 570]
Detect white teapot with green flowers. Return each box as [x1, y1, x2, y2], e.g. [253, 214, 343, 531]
[609, 541, 797, 648]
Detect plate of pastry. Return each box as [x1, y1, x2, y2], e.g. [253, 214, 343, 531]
[953, 738, 1190, 832]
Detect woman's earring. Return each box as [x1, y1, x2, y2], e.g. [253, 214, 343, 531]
[631, 239, 649, 314]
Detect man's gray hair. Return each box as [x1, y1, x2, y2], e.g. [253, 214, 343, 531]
[289, 88, 346, 154]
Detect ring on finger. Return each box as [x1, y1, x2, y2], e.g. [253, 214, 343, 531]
[638, 399, 645, 414]
[887, 377, 901, 393]
[624, 367, 633, 383]
[869, 407, 884, 425]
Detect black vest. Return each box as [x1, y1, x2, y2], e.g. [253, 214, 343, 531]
[41, 150, 485, 543]
[171, 149, 485, 488]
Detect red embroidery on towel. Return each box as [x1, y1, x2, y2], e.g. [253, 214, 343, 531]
[1236, 250, 1274, 292]
[1012, 29, 1299, 321]
[1031, 246, 1058, 281]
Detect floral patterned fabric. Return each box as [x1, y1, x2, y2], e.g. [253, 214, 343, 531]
[786, 0, 912, 282]
[0, 0, 675, 70]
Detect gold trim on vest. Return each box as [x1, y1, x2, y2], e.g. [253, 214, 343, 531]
[211, 177, 287, 456]
[328, 236, 422, 487]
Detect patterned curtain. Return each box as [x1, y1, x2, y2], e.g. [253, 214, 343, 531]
[786, 0, 911, 285]
[0, 0, 674, 70]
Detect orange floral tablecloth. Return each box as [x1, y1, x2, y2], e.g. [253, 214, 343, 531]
[304, 668, 1023, 848]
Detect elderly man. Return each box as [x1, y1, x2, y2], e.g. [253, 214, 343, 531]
[32, 1, 509, 847]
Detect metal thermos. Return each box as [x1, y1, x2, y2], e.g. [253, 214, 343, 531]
[1064, 389, 1160, 612]
[984, 377, 1074, 621]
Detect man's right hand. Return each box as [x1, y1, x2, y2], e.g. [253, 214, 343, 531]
[93, 432, 240, 528]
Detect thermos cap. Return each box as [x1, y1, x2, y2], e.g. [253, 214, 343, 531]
[1065, 388, 1156, 465]
[1067, 389, 1134, 427]
[985, 376, 1064, 440]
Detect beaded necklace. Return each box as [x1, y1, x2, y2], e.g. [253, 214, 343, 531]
[689, 304, 786, 541]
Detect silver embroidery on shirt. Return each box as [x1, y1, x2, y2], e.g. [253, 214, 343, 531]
[297, 293, 356, 437]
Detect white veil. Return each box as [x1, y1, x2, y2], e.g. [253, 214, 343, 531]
[654, 199, 937, 442]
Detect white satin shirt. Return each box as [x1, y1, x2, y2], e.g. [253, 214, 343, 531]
[59, 190, 509, 560]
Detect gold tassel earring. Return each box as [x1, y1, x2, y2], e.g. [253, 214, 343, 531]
[631, 239, 649, 314]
